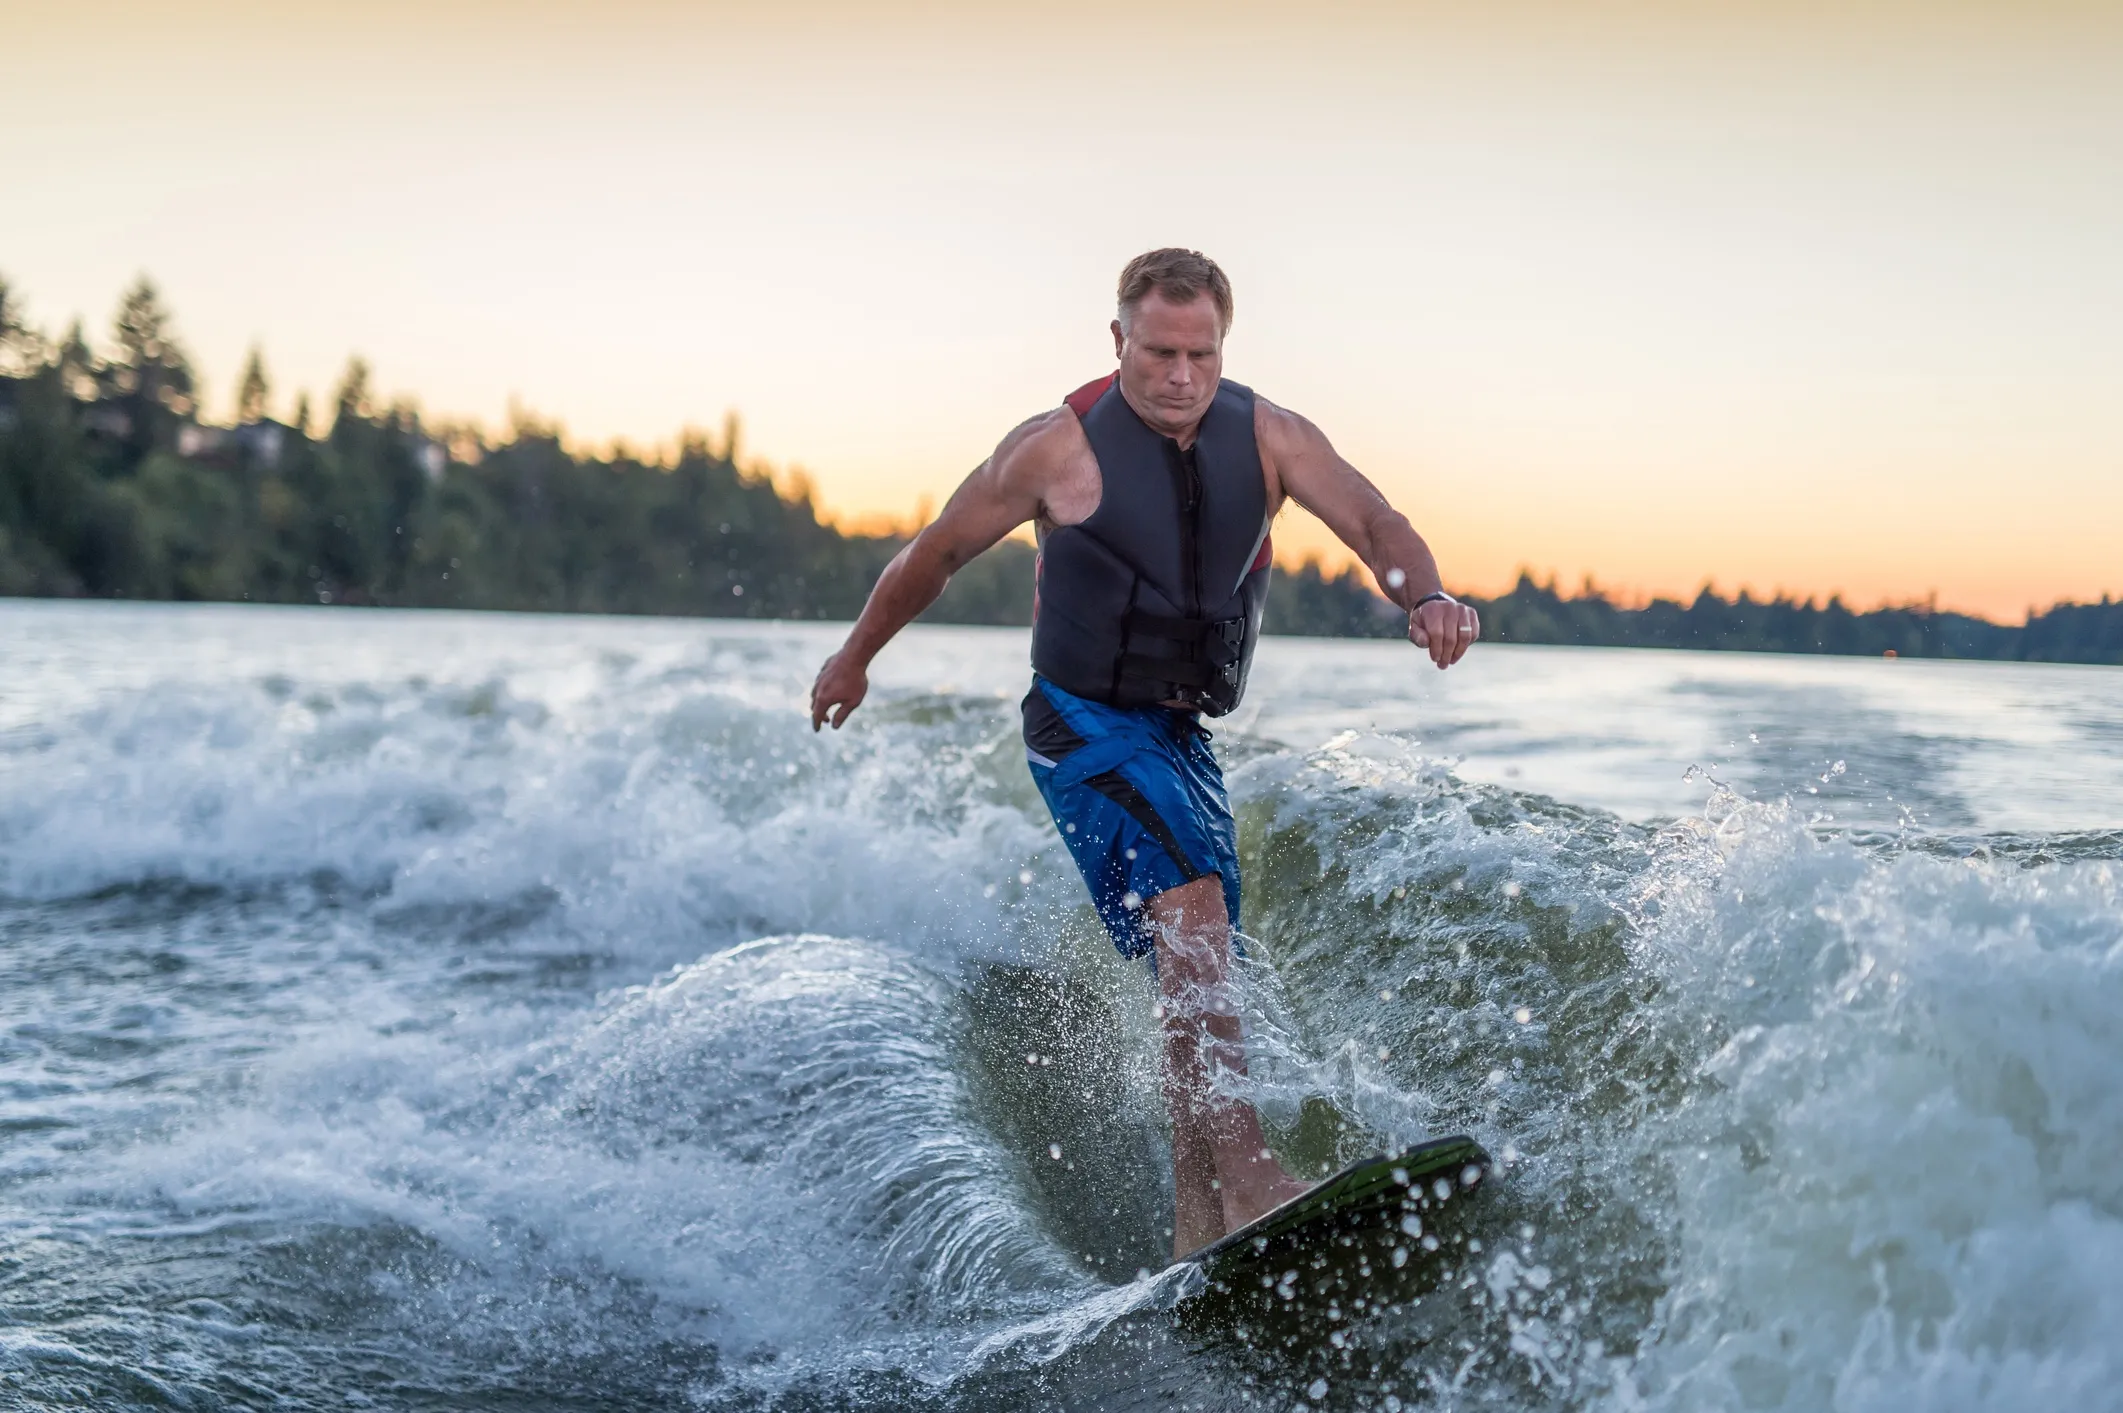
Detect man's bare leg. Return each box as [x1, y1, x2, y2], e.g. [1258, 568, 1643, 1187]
[1151, 875, 1311, 1260]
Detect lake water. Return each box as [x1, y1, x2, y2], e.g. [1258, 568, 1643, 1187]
[2, 600, 2119, 1411]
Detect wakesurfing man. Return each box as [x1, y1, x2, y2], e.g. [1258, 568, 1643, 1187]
[809, 248, 1479, 1260]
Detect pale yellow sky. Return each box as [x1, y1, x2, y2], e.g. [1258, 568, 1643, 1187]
[10, 1, 2120, 618]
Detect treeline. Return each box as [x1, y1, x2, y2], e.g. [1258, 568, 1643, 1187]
[0, 275, 1012, 622]
[1278, 562, 2123, 666]
[3, 275, 2119, 664]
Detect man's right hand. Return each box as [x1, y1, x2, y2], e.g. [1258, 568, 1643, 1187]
[811, 649, 869, 731]
[1410, 595, 1480, 670]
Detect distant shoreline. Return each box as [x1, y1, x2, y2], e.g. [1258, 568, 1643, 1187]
[7, 583, 2120, 673]
[4, 275, 2116, 667]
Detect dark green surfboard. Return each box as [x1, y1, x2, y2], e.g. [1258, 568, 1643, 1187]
[1184, 1134, 1492, 1308]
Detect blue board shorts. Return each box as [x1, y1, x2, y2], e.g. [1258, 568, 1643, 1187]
[1022, 675, 1242, 960]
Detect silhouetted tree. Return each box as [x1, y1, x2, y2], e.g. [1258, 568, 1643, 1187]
[332, 357, 371, 432]
[2, 273, 2118, 664]
[99, 277, 196, 465]
[235, 345, 272, 424]
[0, 278, 49, 378]
[56, 321, 100, 402]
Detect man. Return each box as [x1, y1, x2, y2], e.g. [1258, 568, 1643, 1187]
[810, 249, 1479, 1260]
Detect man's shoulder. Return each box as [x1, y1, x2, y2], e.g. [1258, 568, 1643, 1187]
[1063, 372, 1117, 418]
[1251, 390, 1312, 451]
[990, 402, 1090, 488]
[1004, 402, 1085, 451]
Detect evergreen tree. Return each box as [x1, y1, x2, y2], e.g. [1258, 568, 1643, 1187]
[2, 271, 2117, 664]
[332, 357, 371, 432]
[0, 277, 50, 377]
[99, 277, 196, 466]
[235, 345, 272, 424]
[56, 321, 99, 402]
[103, 276, 196, 417]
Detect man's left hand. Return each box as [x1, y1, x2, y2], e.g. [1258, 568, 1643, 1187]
[1410, 596, 1480, 669]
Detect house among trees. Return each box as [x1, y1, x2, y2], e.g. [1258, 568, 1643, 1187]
[1, 270, 2118, 663]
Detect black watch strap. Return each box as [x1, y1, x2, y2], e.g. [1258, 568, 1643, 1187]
[1410, 590, 1457, 611]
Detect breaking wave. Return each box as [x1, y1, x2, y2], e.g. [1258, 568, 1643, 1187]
[1, 602, 2119, 1411]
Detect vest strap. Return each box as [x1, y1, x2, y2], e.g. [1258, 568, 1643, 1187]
[1118, 652, 1214, 689]
[1123, 610, 1213, 642]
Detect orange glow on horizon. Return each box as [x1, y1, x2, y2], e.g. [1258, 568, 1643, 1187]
[7, 1, 2118, 627]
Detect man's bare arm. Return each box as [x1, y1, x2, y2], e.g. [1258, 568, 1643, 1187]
[810, 413, 1064, 729]
[1258, 398, 1478, 669]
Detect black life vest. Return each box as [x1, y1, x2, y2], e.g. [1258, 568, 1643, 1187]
[1029, 373, 1273, 716]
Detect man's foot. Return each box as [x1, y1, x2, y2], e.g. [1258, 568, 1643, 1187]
[1218, 1153, 1315, 1233]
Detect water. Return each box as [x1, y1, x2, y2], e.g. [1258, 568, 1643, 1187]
[1, 599, 2119, 1411]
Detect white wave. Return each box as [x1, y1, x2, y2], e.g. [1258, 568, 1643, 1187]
[97, 933, 1095, 1387]
[7, 605, 2122, 1410]
[1606, 792, 2123, 1411]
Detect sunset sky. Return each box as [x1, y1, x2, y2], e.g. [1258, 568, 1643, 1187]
[11, 1, 2120, 619]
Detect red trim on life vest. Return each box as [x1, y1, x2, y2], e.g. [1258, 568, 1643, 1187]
[1251, 533, 1273, 573]
[1064, 373, 1117, 418]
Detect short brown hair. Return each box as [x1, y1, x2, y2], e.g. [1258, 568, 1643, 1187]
[1117, 248, 1233, 332]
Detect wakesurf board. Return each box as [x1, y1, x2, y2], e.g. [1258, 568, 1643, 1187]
[1183, 1134, 1492, 1311]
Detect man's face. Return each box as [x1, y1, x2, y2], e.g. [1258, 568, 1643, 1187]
[1110, 290, 1224, 438]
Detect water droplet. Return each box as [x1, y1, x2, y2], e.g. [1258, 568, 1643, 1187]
[1308, 1378, 1330, 1400]
[1513, 1007, 1532, 1024]
[1422, 1233, 1440, 1251]
[1462, 1164, 1485, 1188]
[1018, 869, 1035, 885]
[1049, 1144, 1062, 1160]
[1123, 847, 1137, 860]
[1377, 1047, 1391, 1061]
[1121, 890, 1142, 910]
[1391, 1245, 1409, 1268]
[1386, 567, 1407, 589]
[1379, 989, 1394, 1002]
[1503, 881, 1521, 899]
[982, 883, 997, 898]
[1401, 1214, 1422, 1237]
[1391, 1167, 1410, 1186]
[1433, 1178, 1452, 1200]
